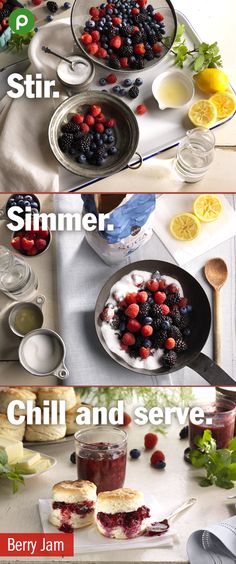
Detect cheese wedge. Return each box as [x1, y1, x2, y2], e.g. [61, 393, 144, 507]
[14, 449, 41, 473]
[0, 437, 24, 464]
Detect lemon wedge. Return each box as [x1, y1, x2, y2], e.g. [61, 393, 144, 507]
[188, 100, 217, 128]
[193, 195, 223, 223]
[170, 213, 201, 241]
[210, 91, 236, 119]
[194, 68, 229, 94]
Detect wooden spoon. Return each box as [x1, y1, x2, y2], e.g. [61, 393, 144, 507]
[204, 258, 228, 365]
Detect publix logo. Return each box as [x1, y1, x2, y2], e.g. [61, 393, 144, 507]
[9, 8, 35, 35]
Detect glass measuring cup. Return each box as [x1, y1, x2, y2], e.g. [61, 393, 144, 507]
[0, 246, 38, 300]
[173, 127, 215, 183]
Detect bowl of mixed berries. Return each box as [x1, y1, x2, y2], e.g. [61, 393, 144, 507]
[11, 222, 51, 257]
[0, 0, 23, 50]
[71, 0, 177, 72]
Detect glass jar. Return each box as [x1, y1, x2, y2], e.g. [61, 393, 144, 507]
[75, 426, 127, 493]
[173, 127, 215, 183]
[216, 388, 236, 436]
[0, 246, 38, 300]
[189, 398, 236, 449]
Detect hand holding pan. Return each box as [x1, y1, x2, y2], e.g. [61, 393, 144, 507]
[95, 260, 235, 386]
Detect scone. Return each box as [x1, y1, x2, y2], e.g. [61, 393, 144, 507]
[0, 414, 25, 441]
[37, 388, 77, 412]
[95, 488, 150, 539]
[49, 480, 97, 532]
[0, 388, 36, 414]
[25, 423, 66, 442]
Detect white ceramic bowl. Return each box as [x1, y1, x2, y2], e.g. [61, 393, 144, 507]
[152, 69, 195, 110]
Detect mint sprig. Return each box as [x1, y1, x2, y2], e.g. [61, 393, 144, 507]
[0, 449, 24, 493]
[164, 24, 223, 72]
[189, 431, 236, 489]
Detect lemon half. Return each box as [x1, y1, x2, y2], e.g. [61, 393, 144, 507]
[188, 100, 217, 128]
[170, 213, 201, 241]
[210, 91, 236, 119]
[193, 195, 223, 223]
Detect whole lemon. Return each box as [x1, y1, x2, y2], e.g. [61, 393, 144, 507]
[194, 68, 229, 94]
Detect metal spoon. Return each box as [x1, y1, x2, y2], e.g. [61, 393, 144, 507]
[204, 258, 228, 365]
[145, 497, 197, 536]
[42, 46, 87, 71]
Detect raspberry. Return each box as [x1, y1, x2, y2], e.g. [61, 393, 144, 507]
[112, 16, 122, 25]
[27, 247, 38, 256]
[11, 237, 21, 250]
[150, 450, 165, 467]
[120, 57, 129, 68]
[125, 304, 139, 319]
[89, 6, 99, 17]
[168, 284, 179, 294]
[91, 30, 100, 42]
[136, 291, 148, 303]
[95, 123, 104, 133]
[132, 25, 140, 33]
[100, 306, 114, 322]
[132, 7, 140, 14]
[160, 304, 170, 316]
[121, 332, 136, 346]
[134, 43, 145, 56]
[84, 115, 95, 126]
[96, 113, 106, 123]
[106, 73, 117, 84]
[141, 325, 153, 337]
[97, 47, 107, 58]
[110, 36, 122, 49]
[154, 11, 164, 22]
[159, 279, 167, 290]
[137, 0, 147, 5]
[106, 118, 116, 127]
[72, 113, 84, 124]
[90, 105, 102, 117]
[165, 338, 176, 350]
[125, 293, 137, 305]
[122, 412, 132, 426]
[136, 104, 147, 115]
[81, 33, 92, 45]
[80, 123, 90, 134]
[152, 44, 162, 54]
[146, 280, 159, 292]
[38, 229, 49, 238]
[87, 43, 99, 55]
[32, 0, 42, 5]
[179, 297, 188, 307]
[21, 237, 34, 252]
[127, 319, 141, 333]
[139, 346, 150, 359]
[35, 238, 47, 251]
[144, 433, 158, 450]
[154, 292, 166, 305]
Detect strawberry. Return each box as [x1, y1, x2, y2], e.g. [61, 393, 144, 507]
[152, 44, 162, 54]
[110, 36, 122, 49]
[106, 73, 117, 84]
[165, 338, 176, 350]
[84, 115, 95, 126]
[121, 332, 136, 346]
[89, 6, 99, 17]
[150, 450, 165, 466]
[11, 236, 21, 251]
[154, 291, 166, 305]
[21, 237, 34, 252]
[90, 105, 102, 117]
[120, 57, 129, 68]
[81, 33, 92, 45]
[127, 319, 141, 333]
[146, 279, 159, 292]
[80, 123, 90, 134]
[125, 292, 137, 305]
[91, 30, 100, 42]
[95, 123, 104, 133]
[106, 118, 116, 127]
[136, 104, 147, 115]
[136, 291, 148, 303]
[97, 47, 107, 58]
[87, 43, 99, 55]
[144, 432, 158, 450]
[125, 303, 139, 319]
[160, 304, 170, 316]
[134, 44, 145, 55]
[141, 325, 153, 337]
[72, 113, 84, 124]
[139, 346, 150, 359]
[35, 239, 47, 252]
[154, 11, 164, 22]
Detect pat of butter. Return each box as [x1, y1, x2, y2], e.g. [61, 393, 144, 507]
[0, 437, 23, 464]
[15, 448, 41, 473]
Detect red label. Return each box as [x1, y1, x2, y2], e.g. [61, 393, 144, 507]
[0, 533, 74, 557]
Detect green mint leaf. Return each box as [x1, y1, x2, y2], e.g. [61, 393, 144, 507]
[175, 23, 186, 43]
[0, 449, 8, 466]
[199, 477, 212, 487]
[216, 477, 234, 489]
[229, 438, 236, 451]
[193, 54, 205, 72]
[227, 463, 236, 480]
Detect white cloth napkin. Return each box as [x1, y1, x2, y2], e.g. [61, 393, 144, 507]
[0, 20, 74, 192]
[153, 194, 236, 266]
[187, 515, 236, 563]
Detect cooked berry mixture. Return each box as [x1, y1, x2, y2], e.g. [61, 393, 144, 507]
[100, 270, 192, 369]
[58, 104, 118, 167]
[80, 0, 165, 70]
[97, 505, 150, 537]
[52, 500, 95, 515]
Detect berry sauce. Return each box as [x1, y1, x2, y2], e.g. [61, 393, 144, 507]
[76, 442, 126, 493]
[53, 500, 95, 533]
[189, 403, 235, 449]
[97, 505, 150, 538]
[145, 519, 169, 536]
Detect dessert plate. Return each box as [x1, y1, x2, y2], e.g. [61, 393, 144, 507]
[39, 493, 176, 553]
[22, 454, 57, 479]
[23, 436, 74, 447]
[95, 259, 235, 385]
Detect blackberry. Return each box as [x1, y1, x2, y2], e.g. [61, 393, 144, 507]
[61, 121, 80, 135]
[76, 134, 91, 154]
[107, 28, 117, 39]
[0, 5, 11, 18]
[121, 24, 133, 37]
[175, 339, 188, 353]
[152, 318, 162, 331]
[179, 315, 190, 330]
[95, 147, 108, 160]
[58, 133, 73, 152]
[111, 316, 120, 330]
[136, 13, 149, 23]
[47, 1, 58, 12]
[165, 292, 180, 307]
[168, 325, 182, 340]
[132, 32, 143, 44]
[179, 426, 189, 440]
[161, 351, 178, 368]
[136, 58, 145, 69]
[151, 304, 163, 320]
[170, 308, 181, 326]
[153, 330, 167, 348]
[109, 57, 121, 69]
[129, 85, 139, 98]
[119, 45, 133, 57]
[139, 303, 151, 317]
[129, 347, 140, 359]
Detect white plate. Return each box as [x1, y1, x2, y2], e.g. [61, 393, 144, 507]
[23, 435, 74, 447]
[39, 494, 177, 553]
[22, 454, 57, 479]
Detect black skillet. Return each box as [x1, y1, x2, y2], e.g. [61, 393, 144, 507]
[95, 260, 235, 386]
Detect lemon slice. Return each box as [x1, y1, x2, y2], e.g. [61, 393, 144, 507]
[188, 100, 217, 128]
[170, 213, 201, 241]
[210, 91, 236, 119]
[193, 195, 223, 223]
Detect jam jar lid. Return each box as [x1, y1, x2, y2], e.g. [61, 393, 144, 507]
[57, 55, 95, 88]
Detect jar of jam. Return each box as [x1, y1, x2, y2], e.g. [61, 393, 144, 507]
[216, 387, 236, 435]
[189, 398, 236, 450]
[75, 427, 127, 493]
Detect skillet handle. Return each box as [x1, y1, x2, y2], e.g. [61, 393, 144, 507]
[187, 352, 235, 386]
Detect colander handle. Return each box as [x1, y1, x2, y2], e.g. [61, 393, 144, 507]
[188, 353, 235, 386]
[127, 152, 143, 170]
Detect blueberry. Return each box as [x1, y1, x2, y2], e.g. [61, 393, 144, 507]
[87, 151, 95, 159]
[112, 85, 121, 94]
[70, 452, 76, 464]
[123, 78, 132, 88]
[8, 198, 15, 204]
[183, 328, 191, 337]
[119, 322, 126, 332]
[96, 139, 104, 147]
[109, 146, 118, 155]
[99, 77, 107, 86]
[130, 449, 141, 459]
[147, 297, 154, 304]
[91, 143, 97, 151]
[187, 305, 192, 312]
[77, 154, 87, 164]
[34, 27, 39, 32]
[143, 339, 152, 348]
[18, 199, 24, 207]
[124, 38, 132, 45]
[135, 77, 143, 86]
[86, 20, 95, 28]
[95, 133, 101, 139]
[97, 158, 105, 166]
[107, 136, 115, 144]
[119, 88, 126, 96]
[68, 147, 77, 156]
[24, 195, 33, 202]
[63, 1, 71, 8]
[105, 128, 113, 136]
[161, 320, 170, 330]
[179, 426, 189, 440]
[143, 316, 153, 325]
[102, 134, 108, 142]
[46, 14, 53, 21]
[154, 460, 166, 469]
[180, 307, 188, 315]
[31, 202, 39, 209]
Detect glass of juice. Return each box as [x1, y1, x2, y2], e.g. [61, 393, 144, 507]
[189, 399, 236, 449]
[75, 426, 127, 493]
